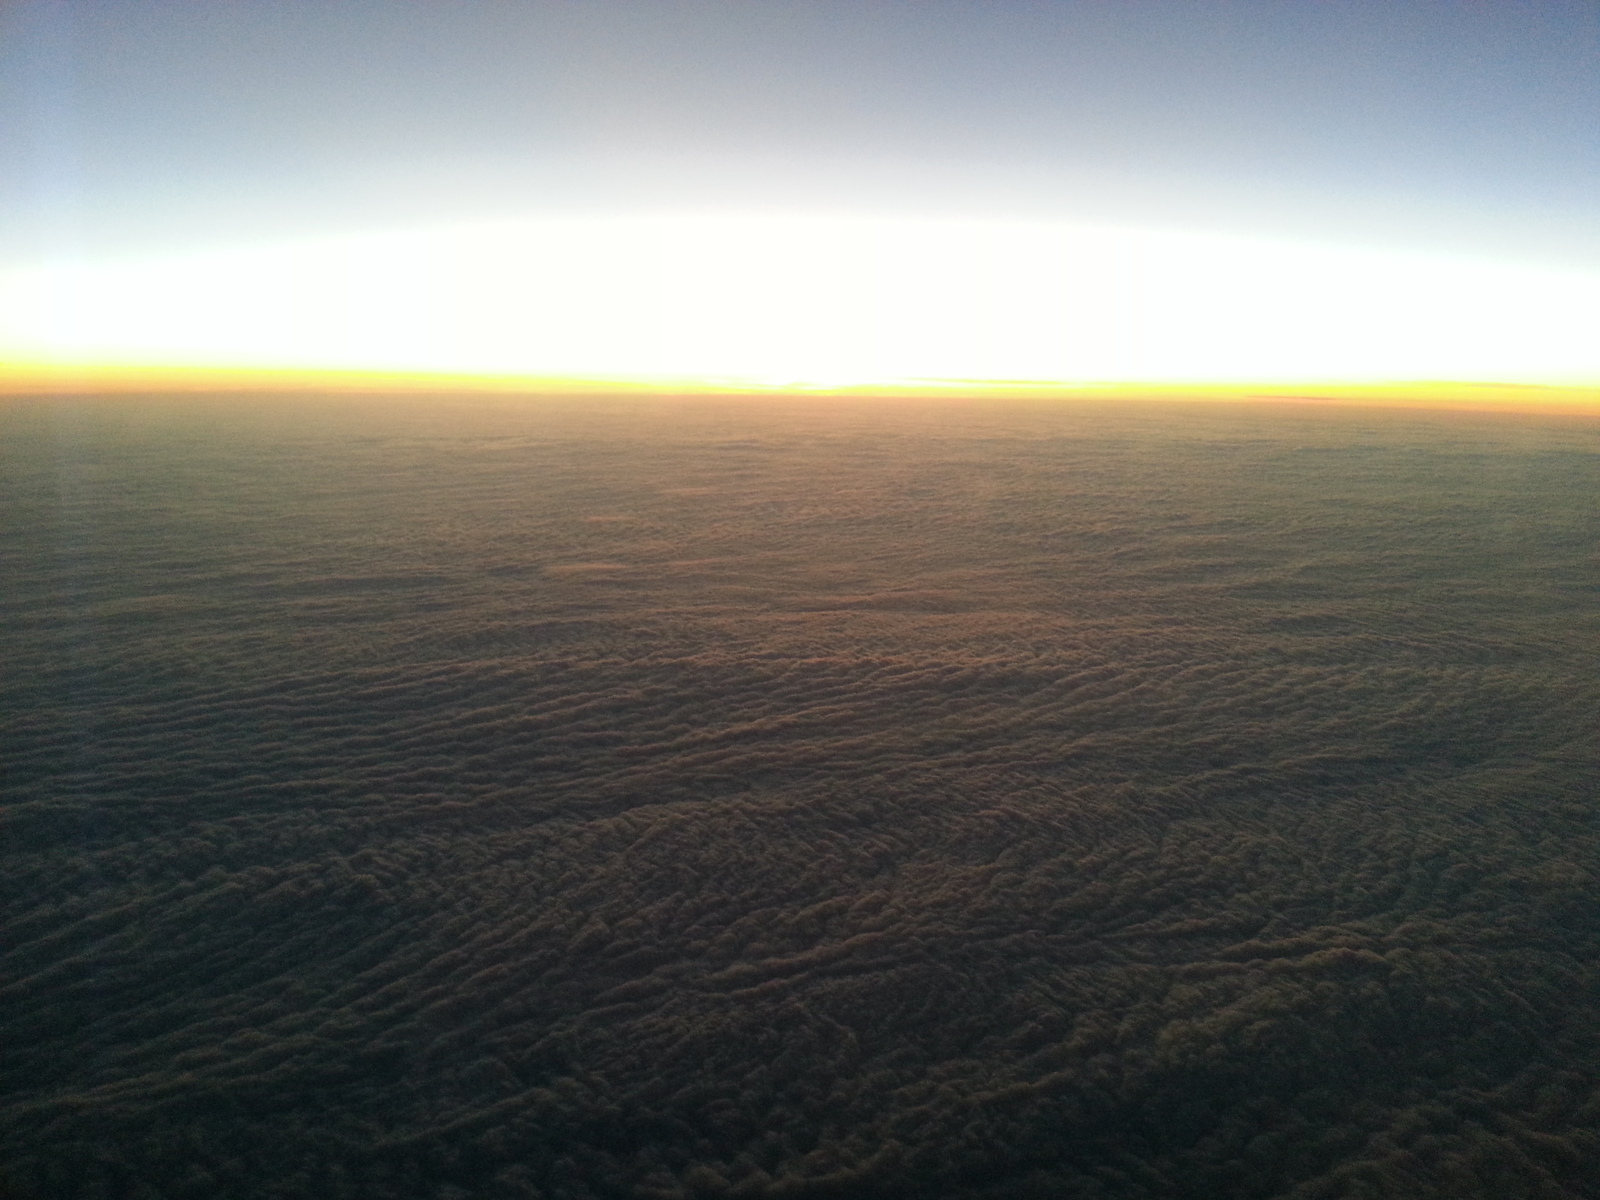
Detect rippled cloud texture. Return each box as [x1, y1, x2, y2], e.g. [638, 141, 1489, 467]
[4, 395, 1600, 1199]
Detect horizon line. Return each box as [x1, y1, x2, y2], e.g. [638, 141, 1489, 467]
[2, 364, 1597, 415]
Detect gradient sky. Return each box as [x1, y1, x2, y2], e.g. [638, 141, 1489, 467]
[3, 0, 1598, 385]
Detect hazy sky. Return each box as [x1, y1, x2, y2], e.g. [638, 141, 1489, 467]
[3, 0, 1598, 384]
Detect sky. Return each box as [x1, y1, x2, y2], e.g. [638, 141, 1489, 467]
[2, 0, 1598, 387]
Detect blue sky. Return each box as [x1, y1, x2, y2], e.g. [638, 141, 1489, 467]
[3, 1, 1597, 383]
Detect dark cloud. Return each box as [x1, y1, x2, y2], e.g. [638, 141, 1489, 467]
[2, 394, 1599, 1199]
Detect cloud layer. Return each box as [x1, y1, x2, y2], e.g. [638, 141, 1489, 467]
[3, 394, 1599, 1198]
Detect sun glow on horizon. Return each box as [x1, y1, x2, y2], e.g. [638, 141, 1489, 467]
[3, 215, 1598, 390]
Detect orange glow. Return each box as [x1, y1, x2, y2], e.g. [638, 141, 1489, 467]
[1, 362, 1595, 417]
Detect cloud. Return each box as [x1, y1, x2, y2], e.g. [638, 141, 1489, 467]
[2, 393, 1599, 1198]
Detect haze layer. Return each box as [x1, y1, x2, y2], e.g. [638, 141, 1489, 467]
[3, 394, 1599, 1199]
